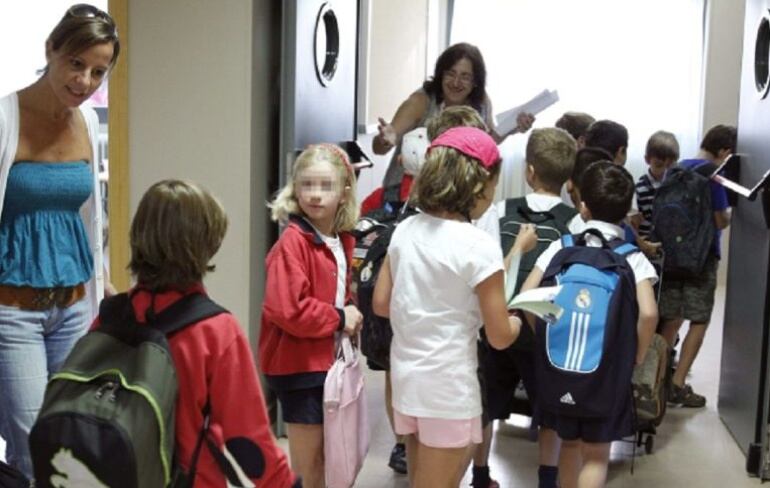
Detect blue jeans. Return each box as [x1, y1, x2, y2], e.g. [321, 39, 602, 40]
[0, 298, 90, 479]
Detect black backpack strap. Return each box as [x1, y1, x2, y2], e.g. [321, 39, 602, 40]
[572, 228, 609, 247]
[186, 399, 211, 485]
[150, 293, 228, 336]
[170, 399, 212, 488]
[572, 228, 639, 255]
[547, 203, 579, 230]
[98, 292, 133, 324]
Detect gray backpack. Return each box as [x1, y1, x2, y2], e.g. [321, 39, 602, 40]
[29, 293, 226, 488]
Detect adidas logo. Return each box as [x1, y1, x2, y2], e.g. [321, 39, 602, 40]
[560, 392, 576, 405]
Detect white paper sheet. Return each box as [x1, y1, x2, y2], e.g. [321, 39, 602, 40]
[495, 89, 560, 135]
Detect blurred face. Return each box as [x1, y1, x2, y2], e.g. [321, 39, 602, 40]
[45, 42, 114, 108]
[441, 58, 475, 106]
[470, 171, 499, 220]
[295, 160, 345, 235]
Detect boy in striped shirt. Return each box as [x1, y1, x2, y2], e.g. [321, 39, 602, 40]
[633, 131, 679, 256]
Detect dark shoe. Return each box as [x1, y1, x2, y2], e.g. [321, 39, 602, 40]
[388, 443, 407, 474]
[669, 383, 706, 408]
[470, 478, 500, 488]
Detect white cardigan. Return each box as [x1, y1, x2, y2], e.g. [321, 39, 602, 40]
[0, 92, 105, 322]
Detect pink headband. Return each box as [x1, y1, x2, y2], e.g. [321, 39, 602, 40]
[428, 126, 501, 169]
[314, 143, 354, 177]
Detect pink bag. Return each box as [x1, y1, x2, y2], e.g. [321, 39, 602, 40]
[324, 336, 370, 488]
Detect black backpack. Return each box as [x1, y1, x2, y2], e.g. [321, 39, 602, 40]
[352, 184, 416, 369]
[29, 292, 226, 488]
[498, 198, 578, 349]
[536, 230, 639, 418]
[651, 161, 717, 278]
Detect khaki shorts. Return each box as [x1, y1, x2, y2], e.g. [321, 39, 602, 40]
[658, 256, 718, 324]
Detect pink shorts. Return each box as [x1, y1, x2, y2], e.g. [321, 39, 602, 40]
[393, 409, 482, 448]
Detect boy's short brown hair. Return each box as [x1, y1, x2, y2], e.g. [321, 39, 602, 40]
[645, 130, 680, 161]
[130, 180, 228, 290]
[700, 124, 737, 156]
[555, 111, 595, 140]
[426, 105, 487, 140]
[580, 162, 635, 224]
[526, 127, 577, 192]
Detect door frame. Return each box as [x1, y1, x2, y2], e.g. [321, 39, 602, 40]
[108, 0, 130, 290]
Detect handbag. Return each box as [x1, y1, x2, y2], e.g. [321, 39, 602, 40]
[323, 336, 370, 488]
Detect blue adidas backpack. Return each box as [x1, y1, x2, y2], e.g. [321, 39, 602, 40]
[535, 229, 639, 418]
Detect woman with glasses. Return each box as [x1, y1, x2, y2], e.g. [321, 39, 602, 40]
[0, 4, 118, 478]
[374, 42, 535, 188]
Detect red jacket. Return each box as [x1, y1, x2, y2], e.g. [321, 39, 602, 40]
[259, 216, 355, 376]
[94, 285, 298, 488]
[360, 174, 414, 216]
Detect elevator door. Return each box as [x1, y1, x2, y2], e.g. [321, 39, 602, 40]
[280, 0, 358, 187]
[719, 0, 770, 476]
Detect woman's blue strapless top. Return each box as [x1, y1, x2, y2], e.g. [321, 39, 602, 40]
[0, 161, 94, 287]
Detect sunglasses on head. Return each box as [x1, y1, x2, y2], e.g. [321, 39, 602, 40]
[66, 4, 115, 25]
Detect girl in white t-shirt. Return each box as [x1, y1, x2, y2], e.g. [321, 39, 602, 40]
[372, 127, 524, 487]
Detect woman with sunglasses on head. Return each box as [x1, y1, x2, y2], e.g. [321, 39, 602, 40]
[0, 4, 119, 478]
[374, 42, 536, 188]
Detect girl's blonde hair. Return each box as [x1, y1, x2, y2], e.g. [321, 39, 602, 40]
[269, 144, 359, 232]
[411, 146, 500, 218]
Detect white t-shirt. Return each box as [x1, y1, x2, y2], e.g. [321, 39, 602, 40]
[495, 193, 585, 237]
[323, 235, 347, 308]
[388, 213, 503, 419]
[535, 220, 658, 285]
[309, 222, 347, 308]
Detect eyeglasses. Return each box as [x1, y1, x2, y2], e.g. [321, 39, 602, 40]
[66, 4, 115, 26]
[443, 70, 474, 86]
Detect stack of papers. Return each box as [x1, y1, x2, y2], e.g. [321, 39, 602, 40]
[496, 89, 560, 135]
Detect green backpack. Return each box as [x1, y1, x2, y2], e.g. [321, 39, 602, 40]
[29, 292, 226, 488]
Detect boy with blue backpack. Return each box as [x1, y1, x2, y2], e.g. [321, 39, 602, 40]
[477, 127, 580, 488]
[520, 162, 658, 488]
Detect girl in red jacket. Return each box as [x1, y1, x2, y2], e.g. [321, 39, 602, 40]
[260, 144, 364, 488]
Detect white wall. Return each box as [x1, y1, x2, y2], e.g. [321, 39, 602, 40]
[701, 0, 745, 133]
[0, 1, 108, 97]
[129, 0, 274, 330]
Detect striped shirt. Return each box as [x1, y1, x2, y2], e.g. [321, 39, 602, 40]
[635, 172, 664, 238]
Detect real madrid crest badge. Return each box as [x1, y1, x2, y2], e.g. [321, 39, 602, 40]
[575, 288, 591, 309]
